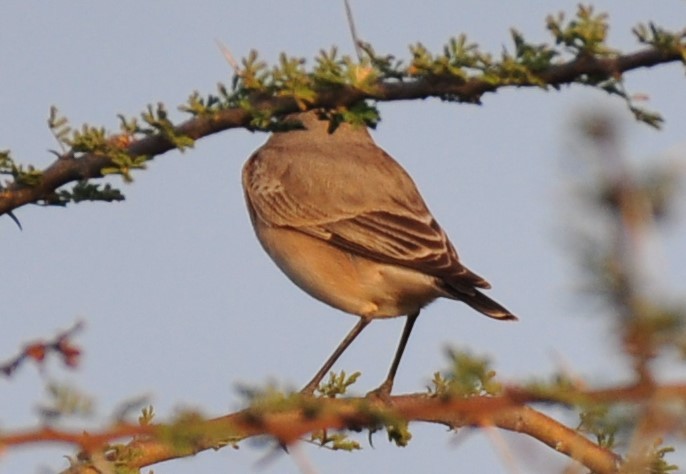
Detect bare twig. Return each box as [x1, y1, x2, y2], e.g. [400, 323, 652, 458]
[215, 39, 240, 74]
[343, 0, 364, 61]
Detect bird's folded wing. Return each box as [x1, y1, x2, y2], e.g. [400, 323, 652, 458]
[247, 184, 489, 289]
[321, 211, 451, 268]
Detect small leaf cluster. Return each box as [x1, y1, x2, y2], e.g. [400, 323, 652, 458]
[647, 442, 679, 474]
[139, 405, 155, 426]
[11, 103, 195, 208]
[577, 404, 620, 449]
[48, 103, 198, 187]
[522, 373, 584, 405]
[408, 36, 479, 82]
[140, 103, 195, 150]
[383, 418, 412, 447]
[591, 78, 664, 129]
[316, 103, 381, 130]
[311, 370, 413, 449]
[547, 5, 612, 56]
[310, 430, 361, 452]
[315, 46, 383, 90]
[621, 439, 678, 474]
[35, 180, 125, 208]
[0, 149, 43, 187]
[625, 300, 686, 360]
[234, 48, 381, 129]
[428, 349, 502, 397]
[408, 30, 559, 94]
[154, 410, 216, 453]
[582, 406, 680, 473]
[634, 22, 686, 60]
[237, 384, 339, 436]
[37, 381, 94, 421]
[361, 405, 414, 449]
[49, 107, 148, 184]
[180, 47, 381, 132]
[316, 370, 361, 398]
[547, 7, 673, 128]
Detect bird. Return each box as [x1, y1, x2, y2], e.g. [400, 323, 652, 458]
[242, 109, 516, 397]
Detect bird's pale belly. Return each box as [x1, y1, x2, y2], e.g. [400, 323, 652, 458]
[255, 223, 441, 319]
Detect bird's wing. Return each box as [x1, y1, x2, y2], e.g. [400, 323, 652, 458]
[243, 144, 490, 289]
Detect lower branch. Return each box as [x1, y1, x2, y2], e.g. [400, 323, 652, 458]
[28, 390, 621, 474]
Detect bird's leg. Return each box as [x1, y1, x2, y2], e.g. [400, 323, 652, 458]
[367, 311, 420, 401]
[300, 318, 370, 396]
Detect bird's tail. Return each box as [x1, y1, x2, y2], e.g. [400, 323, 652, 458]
[460, 289, 518, 321]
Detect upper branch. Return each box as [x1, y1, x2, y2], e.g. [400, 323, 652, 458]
[0, 7, 684, 218]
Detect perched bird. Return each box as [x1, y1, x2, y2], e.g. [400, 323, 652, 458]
[242, 109, 516, 397]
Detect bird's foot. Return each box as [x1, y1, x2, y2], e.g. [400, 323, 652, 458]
[299, 384, 317, 397]
[365, 379, 393, 404]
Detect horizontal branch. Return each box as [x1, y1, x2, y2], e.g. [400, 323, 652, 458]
[11, 377, 685, 473]
[0, 43, 683, 218]
[116, 392, 622, 473]
[1, 389, 628, 474]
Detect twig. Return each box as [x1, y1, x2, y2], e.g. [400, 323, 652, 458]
[343, 0, 364, 61]
[215, 39, 240, 74]
[1, 321, 84, 376]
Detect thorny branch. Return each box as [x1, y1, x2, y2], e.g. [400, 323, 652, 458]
[0, 387, 642, 474]
[0, 41, 683, 218]
[3, 379, 684, 473]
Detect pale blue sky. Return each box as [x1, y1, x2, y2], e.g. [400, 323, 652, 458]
[2, 2, 685, 473]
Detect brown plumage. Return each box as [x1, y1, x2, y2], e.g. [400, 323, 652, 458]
[242, 110, 516, 396]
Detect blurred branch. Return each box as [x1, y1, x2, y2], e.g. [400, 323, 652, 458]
[0, 321, 83, 377]
[560, 109, 686, 473]
[566, 110, 686, 371]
